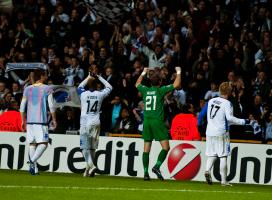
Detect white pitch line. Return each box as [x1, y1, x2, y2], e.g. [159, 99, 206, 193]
[0, 185, 257, 194]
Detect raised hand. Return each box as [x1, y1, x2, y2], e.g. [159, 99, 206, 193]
[175, 66, 181, 73]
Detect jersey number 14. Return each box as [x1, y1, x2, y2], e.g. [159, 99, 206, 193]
[86, 100, 98, 114]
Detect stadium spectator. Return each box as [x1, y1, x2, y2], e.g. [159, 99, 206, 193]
[50, 3, 70, 39]
[0, 80, 9, 99]
[248, 112, 263, 140]
[0, 57, 7, 80]
[251, 95, 265, 118]
[63, 56, 84, 86]
[120, 71, 139, 107]
[0, 100, 22, 132]
[204, 82, 219, 101]
[265, 112, 272, 141]
[63, 107, 80, 132]
[11, 81, 22, 102]
[170, 103, 201, 141]
[132, 100, 144, 134]
[109, 94, 127, 130]
[112, 107, 135, 134]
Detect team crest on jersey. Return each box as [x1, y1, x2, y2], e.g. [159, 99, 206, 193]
[44, 133, 49, 140]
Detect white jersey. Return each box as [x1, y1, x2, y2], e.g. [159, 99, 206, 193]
[206, 97, 245, 136]
[79, 88, 111, 126]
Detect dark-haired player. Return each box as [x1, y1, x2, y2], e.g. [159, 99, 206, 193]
[135, 67, 181, 180]
[77, 73, 112, 177]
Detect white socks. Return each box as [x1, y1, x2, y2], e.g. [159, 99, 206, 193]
[29, 145, 38, 173]
[29, 145, 36, 161]
[29, 144, 47, 173]
[205, 156, 228, 184]
[220, 157, 227, 184]
[30, 144, 47, 163]
[82, 149, 93, 169]
[205, 157, 217, 173]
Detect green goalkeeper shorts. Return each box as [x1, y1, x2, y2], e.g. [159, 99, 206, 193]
[142, 118, 169, 142]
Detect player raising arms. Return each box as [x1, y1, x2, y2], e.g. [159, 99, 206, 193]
[20, 69, 57, 175]
[135, 67, 181, 181]
[204, 82, 250, 186]
[77, 73, 112, 177]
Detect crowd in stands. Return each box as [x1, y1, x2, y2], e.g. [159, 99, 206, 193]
[0, 0, 272, 142]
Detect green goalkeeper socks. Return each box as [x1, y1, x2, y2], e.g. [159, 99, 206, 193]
[142, 152, 149, 175]
[154, 149, 168, 169]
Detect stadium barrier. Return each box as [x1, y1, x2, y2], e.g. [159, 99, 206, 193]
[0, 132, 272, 185]
[108, 133, 142, 138]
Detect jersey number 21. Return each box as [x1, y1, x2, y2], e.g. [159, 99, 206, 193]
[145, 96, 156, 111]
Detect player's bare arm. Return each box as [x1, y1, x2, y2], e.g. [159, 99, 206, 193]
[48, 93, 57, 130]
[19, 96, 27, 131]
[135, 67, 148, 88]
[173, 67, 181, 89]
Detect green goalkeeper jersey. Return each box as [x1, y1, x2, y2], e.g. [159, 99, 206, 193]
[137, 84, 174, 121]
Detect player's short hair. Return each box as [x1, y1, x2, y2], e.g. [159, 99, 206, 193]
[219, 82, 232, 96]
[149, 71, 161, 86]
[33, 69, 46, 82]
[87, 77, 98, 90]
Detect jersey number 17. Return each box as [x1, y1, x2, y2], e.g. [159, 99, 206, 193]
[209, 104, 220, 119]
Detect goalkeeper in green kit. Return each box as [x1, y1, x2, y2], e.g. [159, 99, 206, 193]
[135, 66, 181, 181]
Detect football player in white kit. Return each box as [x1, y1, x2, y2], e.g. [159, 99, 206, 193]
[204, 82, 249, 186]
[77, 73, 112, 177]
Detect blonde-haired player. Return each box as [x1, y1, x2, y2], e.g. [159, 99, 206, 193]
[204, 82, 249, 186]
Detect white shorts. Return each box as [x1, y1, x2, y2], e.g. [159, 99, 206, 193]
[26, 124, 49, 144]
[206, 133, 230, 157]
[80, 124, 100, 150]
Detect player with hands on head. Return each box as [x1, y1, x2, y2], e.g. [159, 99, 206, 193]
[77, 71, 112, 177]
[135, 66, 181, 181]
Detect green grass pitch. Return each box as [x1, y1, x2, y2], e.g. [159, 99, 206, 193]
[0, 170, 271, 200]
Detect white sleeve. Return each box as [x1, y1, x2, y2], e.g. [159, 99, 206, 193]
[225, 101, 245, 125]
[78, 76, 89, 88]
[98, 75, 113, 91]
